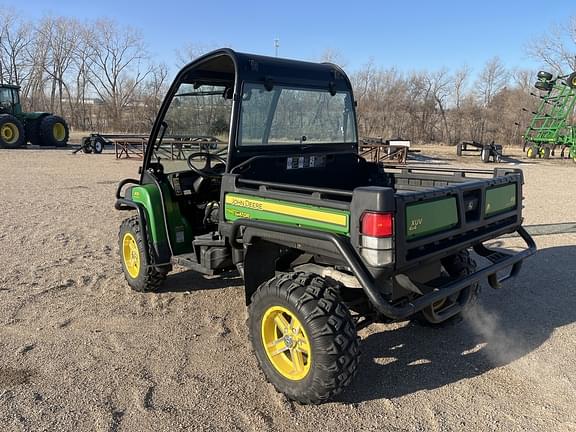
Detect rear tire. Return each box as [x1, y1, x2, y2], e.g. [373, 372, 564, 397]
[118, 216, 168, 292]
[494, 144, 503, 162]
[481, 145, 491, 163]
[92, 138, 104, 154]
[543, 146, 551, 159]
[0, 114, 25, 148]
[414, 250, 480, 326]
[249, 272, 359, 404]
[39, 115, 69, 147]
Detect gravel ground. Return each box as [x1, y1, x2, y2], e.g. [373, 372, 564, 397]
[0, 148, 574, 432]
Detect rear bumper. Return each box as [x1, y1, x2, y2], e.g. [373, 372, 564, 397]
[229, 219, 536, 320]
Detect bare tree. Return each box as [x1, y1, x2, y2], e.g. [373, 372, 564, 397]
[527, 16, 576, 74]
[175, 42, 222, 67]
[319, 48, 348, 68]
[35, 16, 81, 114]
[0, 8, 32, 86]
[87, 19, 152, 130]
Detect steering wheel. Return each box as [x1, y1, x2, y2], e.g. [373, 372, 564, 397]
[186, 152, 227, 178]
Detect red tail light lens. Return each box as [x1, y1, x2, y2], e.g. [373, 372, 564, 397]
[361, 212, 393, 238]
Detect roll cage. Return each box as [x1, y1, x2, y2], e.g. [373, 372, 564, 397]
[141, 48, 359, 179]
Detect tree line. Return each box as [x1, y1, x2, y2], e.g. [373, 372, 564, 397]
[1, 8, 574, 144]
[0, 9, 168, 132]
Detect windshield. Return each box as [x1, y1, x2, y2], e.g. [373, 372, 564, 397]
[239, 83, 356, 146]
[154, 83, 232, 173]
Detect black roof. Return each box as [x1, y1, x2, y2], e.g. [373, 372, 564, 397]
[180, 48, 353, 93]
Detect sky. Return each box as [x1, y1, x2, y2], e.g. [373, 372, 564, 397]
[4, 0, 575, 78]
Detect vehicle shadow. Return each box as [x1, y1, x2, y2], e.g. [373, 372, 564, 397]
[336, 244, 576, 403]
[157, 268, 242, 293]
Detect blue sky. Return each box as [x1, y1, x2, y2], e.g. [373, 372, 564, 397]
[5, 0, 575, 77]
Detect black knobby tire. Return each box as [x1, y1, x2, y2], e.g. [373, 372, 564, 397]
[39, 115, 69, 147]
[567, 72, 576, 89]
[456, 143, 463, 157]
[249, 272, 360, 404]
[537, 71, 553, 81]
[481, 145, 491, 163]
[0, 114, 25, 148]
[494, 144, 503, 163]
[535, 81, 552, 92]
[543, 146, 551, 159]
[81, 137, 92, 153]
[118, 216, 168, 292]
[415, 250, 480, 326]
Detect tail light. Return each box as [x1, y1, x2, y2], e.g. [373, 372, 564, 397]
[360, 211, 394, 267]
[361, 212, 393, 237]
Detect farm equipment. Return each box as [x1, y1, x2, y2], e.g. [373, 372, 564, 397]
[115, 49, 536, 404]
[522, 70, 576, 162]
[0, 84, 69, 148]
[76, 132, 221, 158]
[359, 137, 412, 164]
[456, 141, 503, 163]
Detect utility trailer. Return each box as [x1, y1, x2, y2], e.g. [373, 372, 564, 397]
[114, 49, 536, 405]
[456, 140, 503, 163]
[359, 137, 412, 164]
[522, 70, 576, 162]
[77, 132, 221, 159]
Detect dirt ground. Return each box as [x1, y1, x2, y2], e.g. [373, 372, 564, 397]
[0, 146, 575, 432]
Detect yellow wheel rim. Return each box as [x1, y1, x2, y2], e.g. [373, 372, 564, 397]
[261, 305, 311, 381]
[527, 148, 533, 158]
[1, 122, 19, 144]
[53, 122, 66, 142]
[572, 77, 576, 87]
[122, 232, 140, 278]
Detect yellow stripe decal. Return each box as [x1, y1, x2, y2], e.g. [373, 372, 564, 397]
[225, 194, 347, 226]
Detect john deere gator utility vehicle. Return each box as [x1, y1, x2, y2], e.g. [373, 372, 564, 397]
[115, 49, 536, 404]
[523, 70, 576, 161]
[0, 84, 69, 148]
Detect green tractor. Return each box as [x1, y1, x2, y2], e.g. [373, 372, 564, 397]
[0, 84, 69, 149]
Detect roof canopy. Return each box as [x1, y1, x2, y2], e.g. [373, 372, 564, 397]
[178, 48, 352, 93]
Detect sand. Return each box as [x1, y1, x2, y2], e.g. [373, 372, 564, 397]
[0, 147, 575, 431]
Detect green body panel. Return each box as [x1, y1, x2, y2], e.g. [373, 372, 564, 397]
[406, 197, 459, 240]
[19, 112, 49, 121]
[224, 193, 350, 235]
[485, 184, 517, 217]
[131, 184, 193, 255]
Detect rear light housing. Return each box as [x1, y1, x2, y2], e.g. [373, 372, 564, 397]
[360, 211, 394, 267]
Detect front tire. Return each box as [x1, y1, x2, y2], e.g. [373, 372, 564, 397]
[118, 216, 168, 292]
[249, 272, 359, 404]
[0, 114, 25, 148]
[527, 145, 538, 159]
